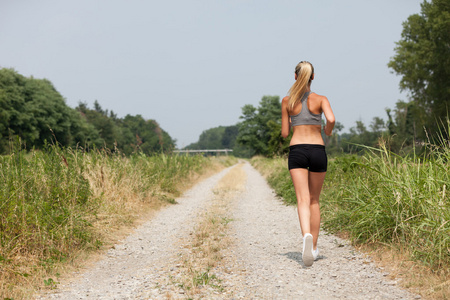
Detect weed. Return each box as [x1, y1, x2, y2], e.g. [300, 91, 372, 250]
[221, 216, 234, 225]
[43, 278, 58, 289]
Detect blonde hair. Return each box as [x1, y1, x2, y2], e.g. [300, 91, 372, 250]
[288, 61, 314, 112]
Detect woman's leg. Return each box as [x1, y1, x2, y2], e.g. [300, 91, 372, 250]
[308, 171, 326, 249]
[289, 168, 311, 235]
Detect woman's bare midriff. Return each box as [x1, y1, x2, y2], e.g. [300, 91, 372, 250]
[290, 125, 324, 146]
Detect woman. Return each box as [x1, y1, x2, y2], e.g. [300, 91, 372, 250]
[281, 61, 335, 267]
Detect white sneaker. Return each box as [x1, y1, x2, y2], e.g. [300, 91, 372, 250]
[302, 233, 314, 267]
[313, 248, 320, 261]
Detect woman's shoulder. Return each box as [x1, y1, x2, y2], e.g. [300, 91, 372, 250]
[310, 92, 329, 103]
[310, 92, 327, 99]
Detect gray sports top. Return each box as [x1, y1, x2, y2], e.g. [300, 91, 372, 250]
[289, 92, 322, 126]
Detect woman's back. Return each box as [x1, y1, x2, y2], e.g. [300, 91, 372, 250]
[282, 92, 328, 145]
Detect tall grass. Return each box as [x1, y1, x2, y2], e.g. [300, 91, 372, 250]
[0, 143, 215, 298]
[251, 135, 449, 271]
[321, 139, 449, 270]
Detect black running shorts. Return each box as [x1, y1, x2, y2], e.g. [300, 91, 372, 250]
[288, 144, 327, 172]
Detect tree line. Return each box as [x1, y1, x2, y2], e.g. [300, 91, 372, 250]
[0, 68, 175, 154]
[187, 0, 449, 157]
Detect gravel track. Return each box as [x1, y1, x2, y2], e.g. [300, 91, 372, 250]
[38, 162, 418, 299]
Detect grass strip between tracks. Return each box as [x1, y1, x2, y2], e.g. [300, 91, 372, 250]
[163, 163, 246, 299]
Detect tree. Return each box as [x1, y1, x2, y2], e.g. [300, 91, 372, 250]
[69, 109, 103, 149]
[388, 0, 450, 135]
[0, 68, 101, 151]
[121, 114, 175, 154]
[341, 118, 389, 153]
[0, 68, 176, 154]
[185, 125, 252, 157]
[76, 101, 118, 149]
[236, 95, 281, 156]
[370, 117, 386, 135]
[385, 101, 425, 152]
[195, 126, 226, 150]
[0, 68, 28, 151]
[76, 103, 175, 154]
[23, 77, 75, 147]
[222, 125, 238, 149]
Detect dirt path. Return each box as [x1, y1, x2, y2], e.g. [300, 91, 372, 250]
[38, 162, 418, 299]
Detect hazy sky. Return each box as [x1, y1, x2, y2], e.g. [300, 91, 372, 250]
[0, 0, 423, 148]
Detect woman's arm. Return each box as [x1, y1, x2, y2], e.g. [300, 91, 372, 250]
[281, 96, 291, 138]
[321, 97, 335, 136]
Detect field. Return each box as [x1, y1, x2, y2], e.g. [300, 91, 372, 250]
[1, 138, 449, 299]
[251, 139, 449, 299]
[0, 143, 234, 299]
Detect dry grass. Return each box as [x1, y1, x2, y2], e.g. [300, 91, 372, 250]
[167, 163, 246, 298]
[0, 150, 230, 300]
[83, 154, 227, 238]
[357, 243, 450, 300]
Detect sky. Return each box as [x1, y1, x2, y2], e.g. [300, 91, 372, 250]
[0, 0, 424, 148]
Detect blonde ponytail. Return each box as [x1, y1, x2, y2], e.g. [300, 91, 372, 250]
[288, 61, 314, 112]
